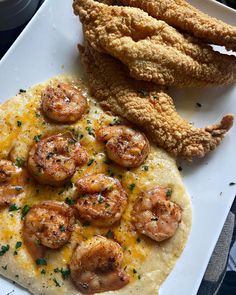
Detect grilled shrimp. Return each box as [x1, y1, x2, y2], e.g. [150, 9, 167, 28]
[70, 236, 129, 294]
[96, 126, 150, 168]
[28, 132, 88, 186]
[75, 174, 127, 226]
[132, 187, 182, 242]
[0, 160, 25, 208]
[41, 83, 87, 123]
[23, 201, 75, 260]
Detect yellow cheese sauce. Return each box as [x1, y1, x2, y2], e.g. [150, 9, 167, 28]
[0, 76, 192, 295]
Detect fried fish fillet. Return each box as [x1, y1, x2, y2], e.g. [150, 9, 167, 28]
[73, 0, 236, 87]
[79, 45, 234, 160]
[120, 0, 236, 51]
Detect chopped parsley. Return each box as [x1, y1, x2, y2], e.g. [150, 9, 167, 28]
[61, 268, 70, 280]
[86, 126, 95, 136]
[128, 183, 135, 192]
[36, 258, 47, 266]
[98, 195, 104, 204]
[17, 121, 22, 127]
[142, 165, 149, 171]
[68, 138, 77, 145]
[110, 117, 121, 126]
[15, 241, 22, 249]
[15, 157, 24, 168]
[136, 237, 141, 243]
[35, 112, 41, 118]
[87, 159, 94, 166]
[59, 225, 66, 232]
[21, 205, 31, 219]
[54, 267, 70, 280]
[41, 269, 46, 275]
[166, 189, 172, 198]
[53, 278, 61, 287]
[138, 274, 141, 280]
[105, 230, 113, 239]
[65, 197, 75, 205]
[2, 265, 7, 270]
[15, 186, 23, 191]
[0, 245, 10, 256]
[46, 152, 54, 160]
[34, 134, 42, 142]
[8, 204, 19, 212]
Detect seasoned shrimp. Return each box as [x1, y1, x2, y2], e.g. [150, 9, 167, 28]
[0, 160, 26, 208]
[23, 201, 75, 260]
[28, 132, 88, 186]
[75, 174, 127, 226]
[41, 82, 87, 123]
[132, 187, 182, 242]
[70, 236, 129, 294]
[96, 126, 150, 168]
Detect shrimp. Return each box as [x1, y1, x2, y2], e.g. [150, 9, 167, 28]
[23, 201, 75, 260]
[41, 82, 87, 123]
[0, 160, 26, 208]
[96, 125, 150, 168]
[132, 187, 182, 242]
[70, 235, 129, 294]
[75, 174, 127, 226]
[28, 132, 88, 186]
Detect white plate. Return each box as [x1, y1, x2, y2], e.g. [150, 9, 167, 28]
[0, 0, 236, 294]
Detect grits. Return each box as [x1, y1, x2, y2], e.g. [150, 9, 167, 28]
[0, 75, 192, 294]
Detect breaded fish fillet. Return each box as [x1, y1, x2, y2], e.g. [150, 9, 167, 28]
[79, 45, 234, 160]
[73, 0, 236, 87]
[120, 0, 236, 51]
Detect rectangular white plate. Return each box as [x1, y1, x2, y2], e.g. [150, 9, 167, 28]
[0, 0, 236, 294]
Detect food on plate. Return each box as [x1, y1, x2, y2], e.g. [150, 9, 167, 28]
[79, 45, 234, 160]
[73, 0, 236, 87]
[28, 132, 88, 186]
[0, 160, 26, 208]
[41, 82, 87, 123]
[119, 0, 236, 51]
[75, 174, 127, 226]
[70, 236, 130, 293]
[96, 125, 150, 168]
[0, 75, 191, 294]
[132, 186, 182, 242]
[23, 201, 75, 260]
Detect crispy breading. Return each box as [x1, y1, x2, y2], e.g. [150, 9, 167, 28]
[73, 0, 236, 88]
[79, 45, 234, 160]
[120, 0, 236, 51]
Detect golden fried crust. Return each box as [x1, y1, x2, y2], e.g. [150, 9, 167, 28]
[79, 45, 234, 160]
[120, 0, 236, 51]
[73, 0, 236, 87]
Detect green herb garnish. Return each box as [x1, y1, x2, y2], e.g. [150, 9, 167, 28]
[0, 245, 10, 256]
[34, 134, 42, 142]
[21, 205, 31, 219]
[17, 121, 22, 127]
[87, 159, 94, 166]
[128, 183, 135, 192]
[36, 258, 47, 266]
